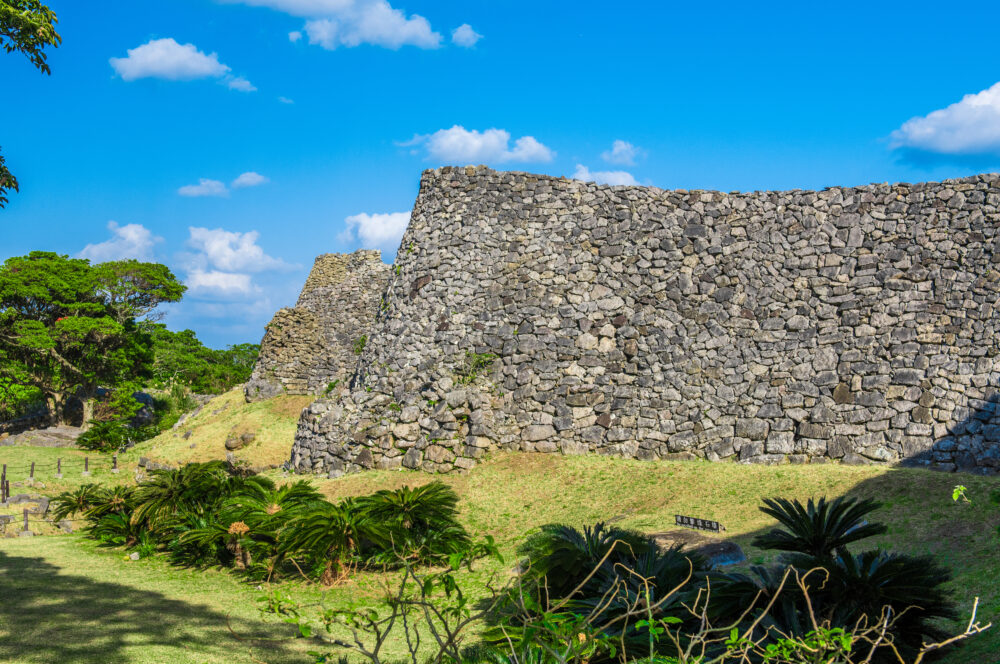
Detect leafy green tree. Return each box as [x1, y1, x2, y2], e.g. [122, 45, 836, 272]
[0, 251, 184, 424]
[146, 323, 259, 393]
[1, 0, 61, 207]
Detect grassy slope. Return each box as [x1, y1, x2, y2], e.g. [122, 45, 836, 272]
[121, 388, 313, 468]
[1, 447, 998, 663]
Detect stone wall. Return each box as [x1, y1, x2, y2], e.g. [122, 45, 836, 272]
[245, 251, 390, 401]
[291, 166, 1000, 476]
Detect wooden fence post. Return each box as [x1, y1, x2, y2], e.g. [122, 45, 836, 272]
[28, 461, 35, 485]
[19, 507, 32, 537]
[82, 456, 90, 477]
[56, 457, 62, 479]
[112, 454, 119, 474]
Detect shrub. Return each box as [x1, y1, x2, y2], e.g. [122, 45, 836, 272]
[751, 496, 887, 560]
[353, 481, 471, 565]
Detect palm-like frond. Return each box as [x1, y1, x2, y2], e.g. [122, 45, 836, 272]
[353, 481, 471, 564]
[752, 496, 887, 559]
[278, 502, 359, 583]
[50, 483, 104, 522]
[824, 549, 955, 662]
[517, 522, 655, 598]
[83, 485, 136, 520]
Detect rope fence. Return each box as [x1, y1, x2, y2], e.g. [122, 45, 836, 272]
[0, 456, 121, 503]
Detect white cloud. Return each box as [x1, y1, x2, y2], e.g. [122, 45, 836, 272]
[226, 0, 441, 50]
[572, 164, 639, 186]
[110, 38, 256, 92]
[178, 178, 229, 197]
[79, 221, 163, 262]
[226, 76, 257, 92]
[601, 140, 643, 166]
[179, 227, 292, 300]
[231, 171, 270, 188]
[278, 96, 295, 104]
[890, 81, 1000, 154]
[406, 125, 555, 164]
[185, 270, 258, 297]
[110, 38, 229, 81]
[186, 227, 290, 273]
[339, 211, 410, 249]
[451, 24, 482, 48]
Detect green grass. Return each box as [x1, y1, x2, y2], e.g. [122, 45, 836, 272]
[120, 388, 313, 469]
[2, 448, 999, 663]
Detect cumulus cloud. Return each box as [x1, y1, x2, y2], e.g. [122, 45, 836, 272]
[890, 81, 1000, 155]
[225, 0, 441, 50]
[110, 38, 228, 81]
[185, 270, 257, 297]
[572, 164, 639, 186]
[451, 24, 482, 47]
[79, 221, 163, 262]
[339, 211, 410, 250]
[404, 125, 555, 164]
[231, 171, 270, 188]
[278, 96, 295, 104]
[178, 227, 294, 301]
[110, 38, 256, 92]
[601, 140, 643, 166]
[186, 227, 291, 273]
[178, 178, 228, 197]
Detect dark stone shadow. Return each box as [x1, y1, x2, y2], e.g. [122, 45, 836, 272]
[901, 389, 1000, 474]
[0, 550, 305, 664]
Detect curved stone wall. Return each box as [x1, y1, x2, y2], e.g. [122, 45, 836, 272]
[245, 250, 390, 401]
[291, 167, 1000, 476]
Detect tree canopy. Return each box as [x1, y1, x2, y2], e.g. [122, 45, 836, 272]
[145, 324, 259, 394]
[0, 252, 185, 422]
[0, 0, 61, 207]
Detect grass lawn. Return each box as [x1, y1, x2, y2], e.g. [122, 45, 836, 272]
[2, 448, 999, 663]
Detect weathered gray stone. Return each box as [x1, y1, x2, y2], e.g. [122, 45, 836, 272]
[280, 167, 1000, 476]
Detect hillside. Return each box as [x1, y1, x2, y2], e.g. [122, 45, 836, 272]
[121, 389, 313, 469]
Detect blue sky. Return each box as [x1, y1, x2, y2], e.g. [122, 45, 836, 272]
[3, 0, 1000, 348]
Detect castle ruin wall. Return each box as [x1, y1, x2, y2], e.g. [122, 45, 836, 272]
[291, 167, 1000, 475]
[245, 250, 390, 401]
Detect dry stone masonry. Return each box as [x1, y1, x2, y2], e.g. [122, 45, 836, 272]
[290, 166, 1000, 476]
[245, 251, 390, 401]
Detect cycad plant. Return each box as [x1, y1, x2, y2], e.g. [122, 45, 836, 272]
[736, 495, 958, 663]
[516, 522, 655, 599]
[493, 522, 705, 662]
[50, 483, 105, 521]
[751, 496, 887, 560]
[178, 480, 325, 576]
[824, 549, 955, 661]
[279, 502, 361, 585]
[353, 481, 471, 565]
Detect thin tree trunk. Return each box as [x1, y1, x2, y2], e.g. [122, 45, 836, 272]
[80, 397, 95, 431]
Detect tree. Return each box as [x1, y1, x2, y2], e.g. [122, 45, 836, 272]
[0, 251, 185, 424]
[0, 0, 61, 208]
[145, 324, 260, 394]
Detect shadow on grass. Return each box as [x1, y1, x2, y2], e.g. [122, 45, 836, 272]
[0, 550, 305, 664]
